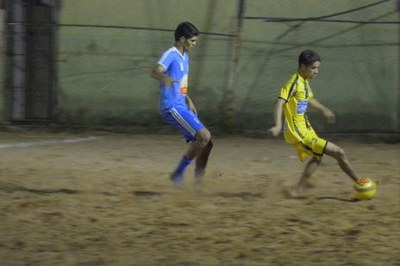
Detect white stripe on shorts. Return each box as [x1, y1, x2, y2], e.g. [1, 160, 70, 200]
[170, 108, 196, 136]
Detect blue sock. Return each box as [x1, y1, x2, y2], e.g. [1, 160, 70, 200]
[173, 155, 192, 176]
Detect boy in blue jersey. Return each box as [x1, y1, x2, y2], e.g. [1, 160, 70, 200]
[151, 22, 213, 186]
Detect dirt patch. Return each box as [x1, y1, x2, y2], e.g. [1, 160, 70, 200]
[0, 132, 399, 265]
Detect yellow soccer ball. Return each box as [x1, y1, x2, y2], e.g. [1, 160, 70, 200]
[353, 178, 377, 201]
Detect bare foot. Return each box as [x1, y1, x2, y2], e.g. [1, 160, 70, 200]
[284, 186, 307, 199]
[303, 180, 315, 189]
[194, 173, 204, 186]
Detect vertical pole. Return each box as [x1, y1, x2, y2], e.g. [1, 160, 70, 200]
[26, 0, 57, 119]
[220, 0, 245, 133]
[7, 0, 27, 120]
[191, 0, 217, 94]
[397, 0, 400, 133]
[5, 0, 59, 122]
[49, 0, 59, 119]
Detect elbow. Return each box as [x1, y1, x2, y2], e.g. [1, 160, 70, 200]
[276, 98, 286, 107]
[150, 69, 156, 78]
[150, 70, 158, 80]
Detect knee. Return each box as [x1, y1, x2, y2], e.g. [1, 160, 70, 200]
[197, 130, 212, 148]
[207, 139, 214, 150]
[313, 156, 322, 165]
[333, 147, 346, 160]
[201, 130, 212, 144]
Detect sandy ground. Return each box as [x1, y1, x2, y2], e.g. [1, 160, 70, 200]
[0, 131, 399, 266]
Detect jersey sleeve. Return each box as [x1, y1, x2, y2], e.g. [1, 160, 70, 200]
[158, 50, 174, 71]
[279, 84, 291, 102]
[278, 80, 296, 101]
[279, 75, 298, 102]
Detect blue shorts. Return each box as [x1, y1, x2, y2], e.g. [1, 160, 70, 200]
[161, 107, 205, 142]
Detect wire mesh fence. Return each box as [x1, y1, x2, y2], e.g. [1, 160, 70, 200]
[238, 0, 399, 133]
[3, 0, 400, 133]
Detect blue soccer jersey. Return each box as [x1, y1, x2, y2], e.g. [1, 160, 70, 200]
[158, 47, 189, 112]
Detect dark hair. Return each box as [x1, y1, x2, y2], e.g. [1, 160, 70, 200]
[174, 22, 199, 41]
[298, 49, 321, 67]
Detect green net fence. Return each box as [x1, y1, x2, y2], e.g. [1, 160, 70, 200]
[56, 0, 399, 133]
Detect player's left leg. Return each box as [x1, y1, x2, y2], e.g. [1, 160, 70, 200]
[298, 155, 322, 189]
[289, 156, 321, 197]
[185, 127, 211, 160]
[324, 142, 359, 182]
[194, 139, 213, 183]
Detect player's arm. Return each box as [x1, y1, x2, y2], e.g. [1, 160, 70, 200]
[185, 95, 198, 115]
[150, 64, 176, 87]
[309, 98, 335, 124]
[268, 98, 286, 137]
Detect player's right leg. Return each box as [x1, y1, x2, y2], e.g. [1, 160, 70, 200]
[324, 142, 358, 182]
[185, 127, 212, 160]
[193, 132, 213, 184]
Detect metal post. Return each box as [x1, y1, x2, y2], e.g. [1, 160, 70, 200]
[5, 0, 59, 123]
[219, 0, 245, 132]
[7, 0, 26, 120]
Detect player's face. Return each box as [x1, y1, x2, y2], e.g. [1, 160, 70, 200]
[302, 61, 320, 80]
[182, 36, 198, 52]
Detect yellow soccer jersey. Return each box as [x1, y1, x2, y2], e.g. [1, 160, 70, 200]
[279, 72, 314, 144]
[278, 72, 328, 161]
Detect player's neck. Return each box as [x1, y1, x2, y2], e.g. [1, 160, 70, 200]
[298, 69, 308, 80]
[174, 43, 186, 55]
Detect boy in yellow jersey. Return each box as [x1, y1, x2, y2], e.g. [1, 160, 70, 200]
[268, 49, 363, 197]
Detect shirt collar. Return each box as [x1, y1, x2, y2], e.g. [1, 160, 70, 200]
[296, 71, 307, 82]
[172, 46, 186, 60]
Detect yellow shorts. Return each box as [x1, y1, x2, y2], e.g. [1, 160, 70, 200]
[293, 132, 328, 161]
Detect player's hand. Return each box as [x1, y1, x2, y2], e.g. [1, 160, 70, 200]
[186, 96, 198, 116]
[323, 110, 336, 124]
[188, 102, 198, 115]
[163, 76, 178, 88]
[190, 106, 198, 116]
[268, 126, 281, 137]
